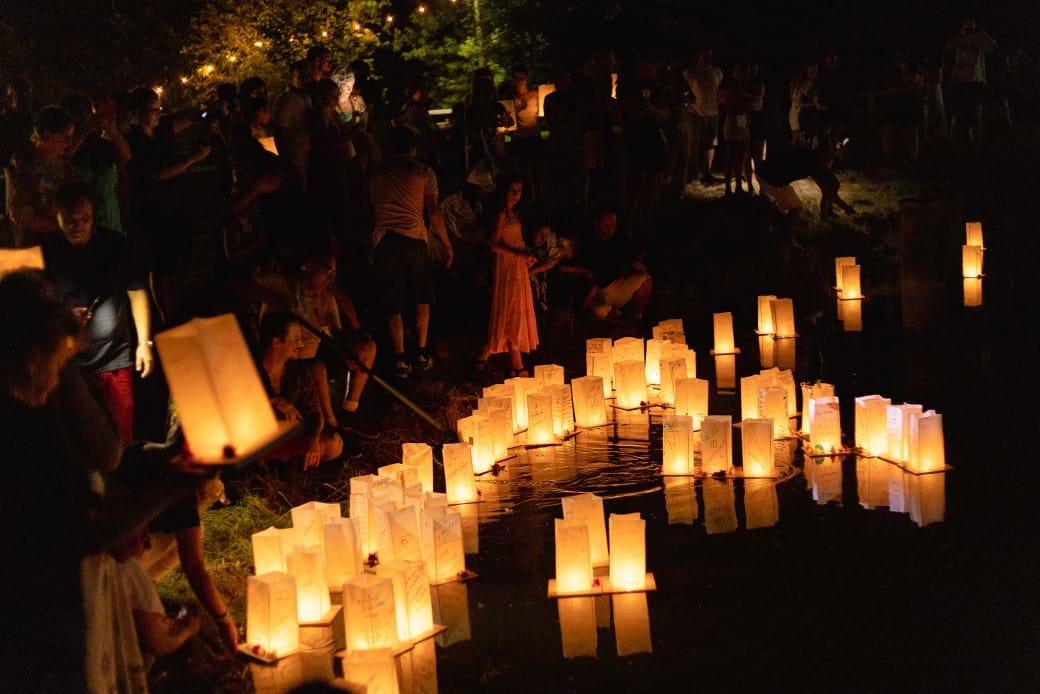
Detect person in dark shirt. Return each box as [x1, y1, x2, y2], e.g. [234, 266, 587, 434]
[562, 209, 652, 321]
[43, 182, 154, 442]
[755, 146, 854, 242]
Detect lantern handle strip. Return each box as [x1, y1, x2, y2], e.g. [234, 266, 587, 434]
[291, 312, 453, 436]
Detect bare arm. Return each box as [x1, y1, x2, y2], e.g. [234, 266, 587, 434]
[175, 526, 237, 651]
[134, 608, 201, 656]
[426, 191, 453, 268]
[128, 288, 154, 378]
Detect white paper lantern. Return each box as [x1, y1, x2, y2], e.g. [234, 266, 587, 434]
[339, 648, 399, 694]
[457, 413, 494, 474]
[376, 559, 433, 643]
[323, 517, 362, 588]
[443, 443, 478, 504]
[252, 526, 291, 575]
[741, 419, 775, 477]
[835, 256, 856, 291]
[561, 493, 609, 567]
[246, 572, 299, 658]
[585, 338, 614, 396]
[673, 377, 709, 427]
[841, 265, 862, 299]
[907, 410, 945, 473]
[554, 519, 593, 593]
[658, 357, 687, 406]
[608, 513, 645, 591]
[477, 397, 513, 460]
[534, 363, 565, 387]
[289, 501, 341, 549]
[740, 374, 764, 421]
[854, 395, 891, 456]
[644, 339, 666, 385]
[482, 383, 517, 432]
[962, 244, 984, 278]
[155, 314, 287, 463]
[526, 392, 556, 445]
[545, 383, 574, 435]
[614, 359, 647, 409]
[342, 573, 399, 652]
[701, 415, 732, 474]
[771, 299, 796, 338]
[758, 385, 789, 437]
[757, 295, 778, 334]
[402, 443, 434, 492]
[965, 221, 984, 248]
[712, 312, 735, 354]
[572, 376, 607, 427]
[662, 415, 693, 475]
[422, 509, 465, 583]
[505, 375, 539, 430]
[285, 546, 331, 623]
[809, 397, 842, 454]
[886, 403, 923, 462]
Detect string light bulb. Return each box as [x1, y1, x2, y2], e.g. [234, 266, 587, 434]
[386, 14, 394, 23]
[418, 4, 426, 12]
[180, 76, 188, 84]
[254, 40, 263, 47]
[353, 22, 361, 31]
[321, 30, 328, 37]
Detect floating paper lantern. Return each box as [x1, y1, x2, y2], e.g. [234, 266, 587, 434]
[657, 357, 684, 406]
[608, 513, 646, 591]
[655, 318, 685, 342]
[561, 493, 609, 567]
[965, 221, 984, 248]
[554, 519, 593, 593]
[741, 419, 775, 477]
[0, 246, 44, 278]
[586, 338, 614, 396]
[251, 527, 302, 575]
[457, 413, 494, 474]
[386, 505, 422, 563]
[422, 509, 465, 583]
[907, 410, 945, 473]
[771, 298, 796, 338]
[886, 403, 923, 462]
[644, 339, 666, 384]
[534, 363, 565, 387]
[246, 572, 299, 659]
[526, 392, 556, 445]
[482, 384, 517, 432]
[757, 295, 778, 334]
[376, 559, 433, 643]
[442, 443, 477, 504]
[714, 354, 737, 391]
[758, 385, 789, 437]
[477, 397, 513, 460]
[740, 374, 764, 421]
[290, 501, 340, 548]
[572, 376, 607, 427]
[342, 574, 399, 652]
[377, 463, 418, 491]
[771, 369, 798, 417]
[402, 443, 434, 492]
[963, 277, 983, 307]
[673, 378, 709, 427]
[505, 375, 538, 430]
[558, 597, 597, 659]
[854, 395, 891, 456]
[662, 415, 693, 475]
[809, 397, 842, 454]
[800, 382, 835, 434]
[323, 517, 362, 588]
[339, 648, 398, 694]
[712, 312, 735, 354]
[612, 336, 645, 365]
[835, 256, 856, 291]
[286, 547, 331, 623]
[155, 314, 288, 464]
[614, 359, 647, 409]
[841, 265, 862, 299]
[545, 383, 574, 435]
[962, 245, 984, 278]
[701, 415, 732, 474]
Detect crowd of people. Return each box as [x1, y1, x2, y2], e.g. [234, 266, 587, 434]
[0, 17, 1037, 690]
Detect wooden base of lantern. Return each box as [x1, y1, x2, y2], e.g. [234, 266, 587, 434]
[658, 468, 779, 480]
[708, 348, 741, 355]
[200, 420, 301, 467]
[547, 573, 657, 599]
[299, 606, 343, 651]
[429, 569, 479, 587]
[333, 624, 446, 659]
[874, 454, 954, 475]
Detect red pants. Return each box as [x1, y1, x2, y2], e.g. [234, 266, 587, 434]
[95, 367, 134, 442]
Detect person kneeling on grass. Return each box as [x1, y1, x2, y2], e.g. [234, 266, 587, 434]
[259, 311, 343, 469]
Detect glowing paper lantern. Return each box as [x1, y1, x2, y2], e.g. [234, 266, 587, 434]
[907, 410, 945, 473]
[422, 509, 465, 583]
[712, 312, 736, 354]
[835, 256, 856, 291]
[674, 377, 709, 427]
[701, 415, 732, 474]
[758, 385, 789, 437]
[886, 403, 923, 462]
[0, 246, 44, 278]
[457, 413, 494, 474]
[771, 299, 796, 338]
[655, 318, 685, 342]
[377, 463, 418, 490]
[286, 547, 331, 623]
[323, 517, 362, 588]
[644, 339, 666, 384]
[246, 572, 299, 659]
[572, 376, 607, 427]
[155, 314, 287, 463]
[613, 592, 652, 656]
[741, 419, 775, 477]
[714, 354, 737, 391]
[526, 392, 556, 445]
[841, 265, 862, 299]
[614, 359, 647, 409]
[740, 374, 764, 421]
[376, 559, 433, 642]
[546, 383, 574, 435]
[476, 397, 512, 460]
[965, 221, 984, 248]
[339, 648, 398, 694]
[963, 277, 983, 307]
[558, 597, 597, 658]
[386, 505, 422, 563]
[771, 369, 798, 417]
[505, 375, 539, 430]
[757, 295, 778, 334]
[290, 501, 341, 548]
[586, 338, 614, 396]
[482, 383, 517, 432]
[534, 363, 565, 387]
[809, 397, 842, 454]
[608, 513, 645, 591]
[402, 443, 434, 492]
[854, 395, 891, 456]
[662, 415, 693, 475]
[561, 493, 609, 567]
[800, 382, 835, 434]
[342, 574, 399, 652]
[442, 443, 477, 504]
[554, 519, 593, 593]
[659, 357, 687, 406]
[962, 244, 984, 278]
[252, 526, 293, 575]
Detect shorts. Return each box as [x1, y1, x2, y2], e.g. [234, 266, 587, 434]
[758, 180, 802, 212]
[373, 232, 435, 315]
[691, 114, 719, 152]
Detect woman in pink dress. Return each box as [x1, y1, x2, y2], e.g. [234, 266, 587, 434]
[475, 177, 539, 376]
